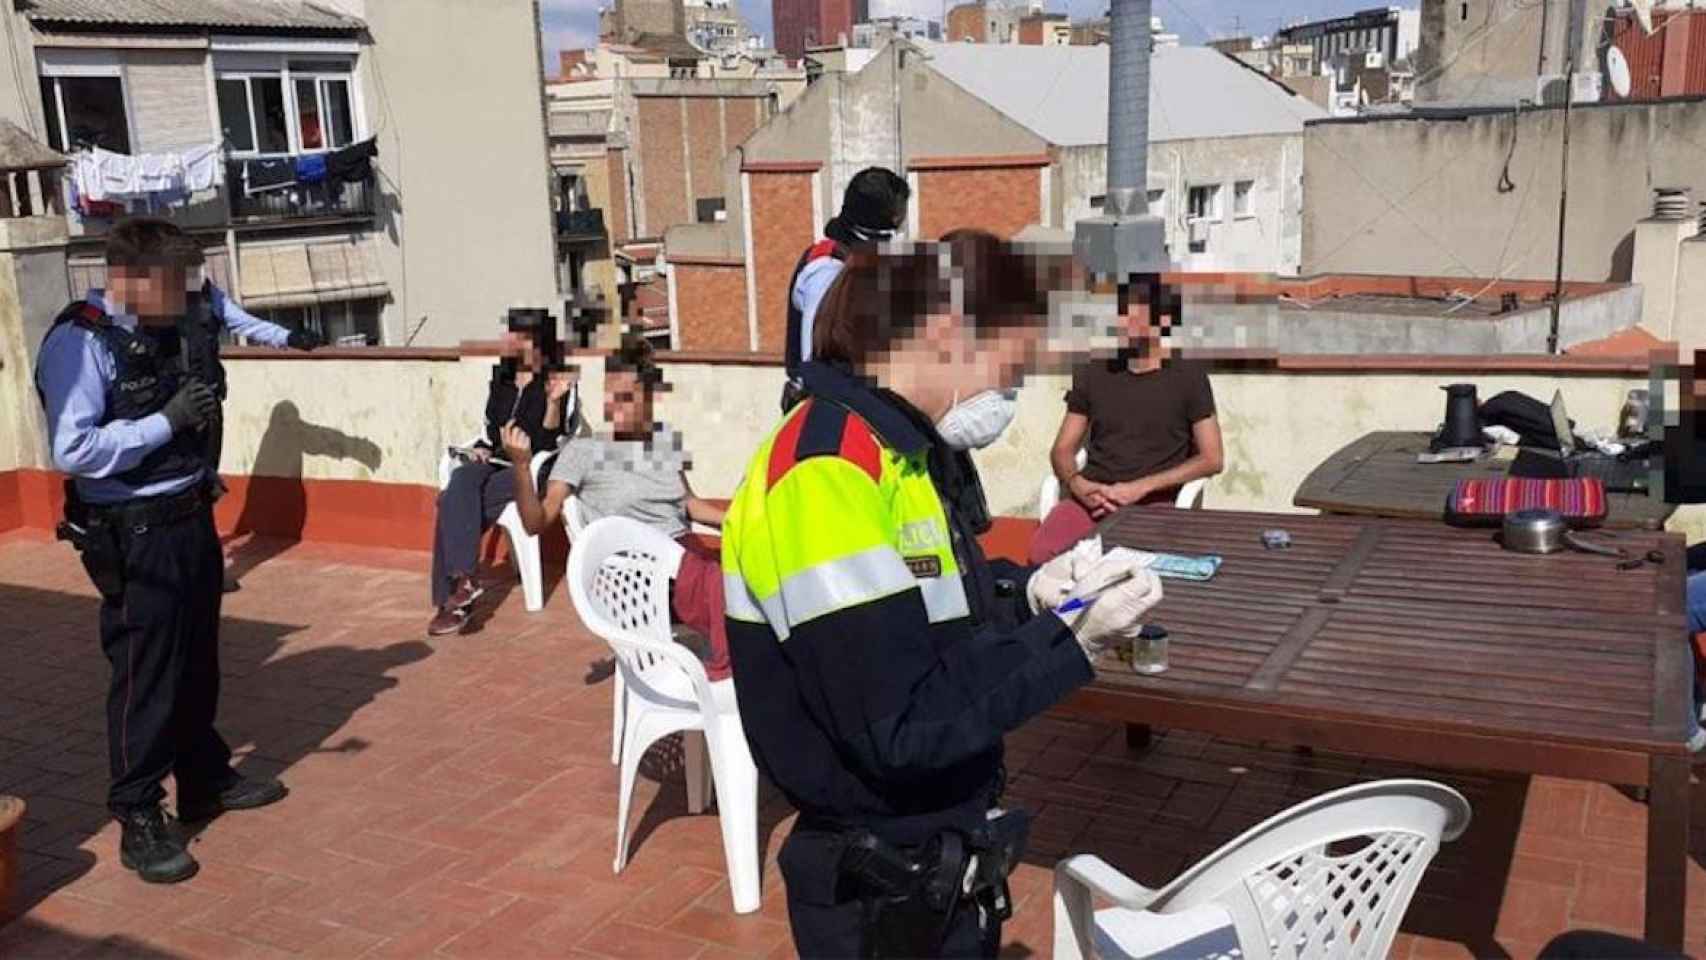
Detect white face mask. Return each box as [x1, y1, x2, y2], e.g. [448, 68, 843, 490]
[936, 389, 1019, 451]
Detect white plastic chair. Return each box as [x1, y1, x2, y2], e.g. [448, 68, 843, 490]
[565, 490, 719, 766]
[1053, 779, 1472, 960]
[437, 436, 552, 613]
[1039, 449, 1207, 518]
[566, 516, 761, 914]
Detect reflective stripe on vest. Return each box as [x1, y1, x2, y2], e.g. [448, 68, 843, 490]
[721, 399, 969, 643]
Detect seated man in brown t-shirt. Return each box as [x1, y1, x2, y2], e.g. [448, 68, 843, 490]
[1028, 279, 1224, 564]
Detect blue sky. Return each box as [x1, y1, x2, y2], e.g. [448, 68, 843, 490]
[539, 0, 1385, 63]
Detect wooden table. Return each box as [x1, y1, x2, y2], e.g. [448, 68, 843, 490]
[1061, 507, 1693, 948]
[1295, 431, 1676, 530]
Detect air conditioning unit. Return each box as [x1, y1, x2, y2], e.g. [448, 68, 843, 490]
[1536, 71, 1604, 105]
[1187, 219, 1211, 244]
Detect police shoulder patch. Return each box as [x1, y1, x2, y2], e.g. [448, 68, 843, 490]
[58, 301, 110, 331]
[766, 399, 883, 491]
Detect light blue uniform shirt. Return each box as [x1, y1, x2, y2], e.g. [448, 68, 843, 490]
[35, 286, 288, 504]
[791, 257, 843, 365]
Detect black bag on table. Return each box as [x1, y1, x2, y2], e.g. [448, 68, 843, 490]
[1478, 391, 1570, 449]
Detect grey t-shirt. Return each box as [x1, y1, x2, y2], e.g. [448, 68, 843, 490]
[549, 427, 690, 539]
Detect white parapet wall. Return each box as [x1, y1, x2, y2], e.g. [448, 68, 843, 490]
[140, 351, 1700, 544]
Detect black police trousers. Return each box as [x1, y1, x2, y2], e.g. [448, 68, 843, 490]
[779, 827, 1001, 959]
[91, 502, 235, 816]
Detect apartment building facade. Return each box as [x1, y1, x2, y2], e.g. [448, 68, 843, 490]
[773, 0, 868, 60]
[661, 40, 1325, 352]
[0, 0, 558, 347]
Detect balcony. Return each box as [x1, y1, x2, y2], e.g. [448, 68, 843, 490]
[556, 208, 606, 240]
[225, 160, 379, 225]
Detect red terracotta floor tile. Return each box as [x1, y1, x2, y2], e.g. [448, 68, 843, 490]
[1568, 866, 1646, 935]
[8, 537, 1706, 958]
[578, 918, 714, 959]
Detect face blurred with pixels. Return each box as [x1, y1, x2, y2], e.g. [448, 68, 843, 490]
[109, 264, 192, 325]
[604, 369, 659, 439]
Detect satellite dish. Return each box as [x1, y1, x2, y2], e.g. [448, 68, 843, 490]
[1629, 0, 1655, 35]
[1606, 45, 1632, 98]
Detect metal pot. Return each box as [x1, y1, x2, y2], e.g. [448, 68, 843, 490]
[1500, 509, 1624, 557]
[1501, 509, 1567, 554]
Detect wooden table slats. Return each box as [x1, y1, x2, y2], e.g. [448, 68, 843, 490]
[1294, 431, 1676, 531]
[1062, 505, 1692, 948]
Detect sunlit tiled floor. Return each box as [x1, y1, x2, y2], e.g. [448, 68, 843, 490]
[1, 531, 1702, 958]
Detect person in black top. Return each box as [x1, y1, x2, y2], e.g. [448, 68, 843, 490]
[427, 310, 578, 636]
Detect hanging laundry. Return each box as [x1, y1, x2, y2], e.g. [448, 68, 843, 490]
[135, 151, 184, 195]
[79, 147, 139, 201]
[326, 138, 378, 184]
[295, 153, 328, 185]
[244, 157, 297, 194]
[69, 143, 222, 206]
[179, 144, 221, 193]
[65, 175, 122, 221]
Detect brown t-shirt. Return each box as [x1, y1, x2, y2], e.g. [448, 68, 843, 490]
[1065, 359, 1217, 487]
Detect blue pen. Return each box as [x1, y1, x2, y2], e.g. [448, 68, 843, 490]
[1054, 569, 1138, 616]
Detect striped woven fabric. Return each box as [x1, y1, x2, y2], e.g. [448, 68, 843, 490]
[1448, 477, 1607, 521]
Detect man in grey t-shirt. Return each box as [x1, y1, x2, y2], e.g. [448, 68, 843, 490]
[501, 338, 732, 681]
[548, 426, 692, 539]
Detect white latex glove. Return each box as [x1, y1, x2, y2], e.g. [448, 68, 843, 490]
[1063, 559, 1164, 657]
[1026, 548, 1090, 615]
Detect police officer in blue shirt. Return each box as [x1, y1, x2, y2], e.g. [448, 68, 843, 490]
[35, 219, 293, 884]
[91, 243, 322, 593]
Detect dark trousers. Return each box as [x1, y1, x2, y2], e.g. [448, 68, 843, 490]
[1540, 932, 1686, 959]
[779, 827, 1000, 959]
[431, 462, 519, 607]
[96, 504, 234, 816]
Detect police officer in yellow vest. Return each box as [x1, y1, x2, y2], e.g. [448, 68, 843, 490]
[722, 232, 1164, 958]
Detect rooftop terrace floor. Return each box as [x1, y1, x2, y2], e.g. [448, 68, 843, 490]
[1, 531, 1704, 959]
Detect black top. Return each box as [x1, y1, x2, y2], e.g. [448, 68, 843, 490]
[480, 369, 572, 455]
[1665, 413, 1706, 504]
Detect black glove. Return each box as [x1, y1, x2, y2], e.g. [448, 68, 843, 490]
[287, 328, 323, 351]
[161, 378, 218, 434]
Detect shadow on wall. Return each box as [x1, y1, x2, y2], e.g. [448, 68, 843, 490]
[224, 400, 385, 580]
[1609, 229, 1635, 284]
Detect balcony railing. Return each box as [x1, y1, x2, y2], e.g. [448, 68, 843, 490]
[226, 161, 378, 224]
[556, 208, 606, 239]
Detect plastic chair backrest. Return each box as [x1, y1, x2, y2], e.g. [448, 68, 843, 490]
[1039, 448, 1090, 517]
[566, 495, 590, 538]
[566, 516, 699, 705]
[1148, 779, 1471, 960]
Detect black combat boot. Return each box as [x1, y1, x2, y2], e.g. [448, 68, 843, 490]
[117, 806, 198, 884]
[177, 776, 288, 823]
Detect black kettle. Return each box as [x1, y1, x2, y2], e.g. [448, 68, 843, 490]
[1439, 384, 1482, 448]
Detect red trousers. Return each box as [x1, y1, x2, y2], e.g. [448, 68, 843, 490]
[1028, 500, 1099, 565]
[1028, 493, 1178, 566]
[671, 534, 731, 681]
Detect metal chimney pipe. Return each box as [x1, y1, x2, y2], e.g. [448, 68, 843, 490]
[1103, 0, 1152, 217]
[1074, 0, 1167, 278]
